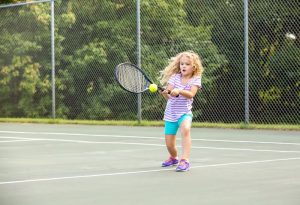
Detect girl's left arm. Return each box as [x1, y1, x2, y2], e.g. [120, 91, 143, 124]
[170, 85, 199, 99]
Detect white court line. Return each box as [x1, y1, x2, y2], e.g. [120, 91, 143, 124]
[0, 136, 165, 147]
[0, 136, 300, 153]
[0, 157, 300, 185]
[194, 138, 300, 146]
[1, 130, 300, 146]
[0, 139, 38, 143]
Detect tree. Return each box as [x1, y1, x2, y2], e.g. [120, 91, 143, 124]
[184, 0, 300, 123]
[0, 0, 76, 117]
[185, 0, 245, 122]
[0, 3, 51, 117]
[249, 0, 300, 123]
[0, 0, 22, 4]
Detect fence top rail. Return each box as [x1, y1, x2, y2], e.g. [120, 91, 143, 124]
[0, 0, 53, 9]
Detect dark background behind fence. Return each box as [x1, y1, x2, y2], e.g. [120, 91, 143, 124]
[0, 0, 299, 124]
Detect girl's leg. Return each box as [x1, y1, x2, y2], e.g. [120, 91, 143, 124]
[179, 120, 192, 160]
[165, 135, 177, 158]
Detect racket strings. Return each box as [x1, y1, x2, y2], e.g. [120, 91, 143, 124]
[116, 64, 148, 93]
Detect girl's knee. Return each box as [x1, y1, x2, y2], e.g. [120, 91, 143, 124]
[180, 129, 191, 138]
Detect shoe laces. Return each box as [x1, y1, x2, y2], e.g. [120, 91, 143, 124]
[179, 159, 189, 166]
[165, 157, 177, 163]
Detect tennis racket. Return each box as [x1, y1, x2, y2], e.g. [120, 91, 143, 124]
[114, 62, 169, 94]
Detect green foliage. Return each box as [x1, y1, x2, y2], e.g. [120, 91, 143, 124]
[184, 0, 300, 123]
[248, 0, 300, 123]
[0, 56, 51, 117]
[0, 0, 20, 4]
[0, 0, 299, 124]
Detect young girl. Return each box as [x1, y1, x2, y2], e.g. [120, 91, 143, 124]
[159, 51, 204, 172]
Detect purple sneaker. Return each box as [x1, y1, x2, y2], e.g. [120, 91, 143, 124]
[176, 159, 190, 172]
[161, 157, 179, 167]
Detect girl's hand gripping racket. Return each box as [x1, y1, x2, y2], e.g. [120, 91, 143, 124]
[114, 62, 170, 94]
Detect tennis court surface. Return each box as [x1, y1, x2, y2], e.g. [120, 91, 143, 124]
[0, 123, 300, 205]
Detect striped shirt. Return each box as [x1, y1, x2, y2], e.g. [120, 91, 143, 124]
[164, 73, 201, 122]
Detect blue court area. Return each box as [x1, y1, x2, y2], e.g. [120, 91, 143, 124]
[0, 123, 300, 205]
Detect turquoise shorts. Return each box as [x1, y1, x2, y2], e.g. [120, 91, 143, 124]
[164, 114, 193, 135]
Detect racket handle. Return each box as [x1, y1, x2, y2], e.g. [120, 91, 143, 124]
[158, 87, 170, 94]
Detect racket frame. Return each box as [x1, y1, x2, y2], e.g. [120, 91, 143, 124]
[114, 62, 164, 94]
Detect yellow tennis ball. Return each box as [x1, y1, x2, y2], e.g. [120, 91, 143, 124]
[149, 84, 158, 93]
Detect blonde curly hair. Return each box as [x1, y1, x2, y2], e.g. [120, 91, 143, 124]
[159, 51, 204, 86]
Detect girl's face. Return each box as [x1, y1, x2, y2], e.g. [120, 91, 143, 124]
[179, 55, 194, 77]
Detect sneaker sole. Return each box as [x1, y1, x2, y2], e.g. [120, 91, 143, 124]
[176, 166, 190, 172]
[176, 168, 190, 172]
[162, 163, 178, 167]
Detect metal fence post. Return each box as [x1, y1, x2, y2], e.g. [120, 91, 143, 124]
[244, 0, 249, 124]
[136, 0, 141, 123]
[51, 0, 56, 118]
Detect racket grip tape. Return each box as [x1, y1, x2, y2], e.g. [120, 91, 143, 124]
[158, 87, 170, 94]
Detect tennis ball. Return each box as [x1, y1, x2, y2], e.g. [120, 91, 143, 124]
[149, 84, 158, 93]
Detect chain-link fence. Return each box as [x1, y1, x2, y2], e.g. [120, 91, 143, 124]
[0, 0, 52, 118]
[0, 0, 299, 124]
